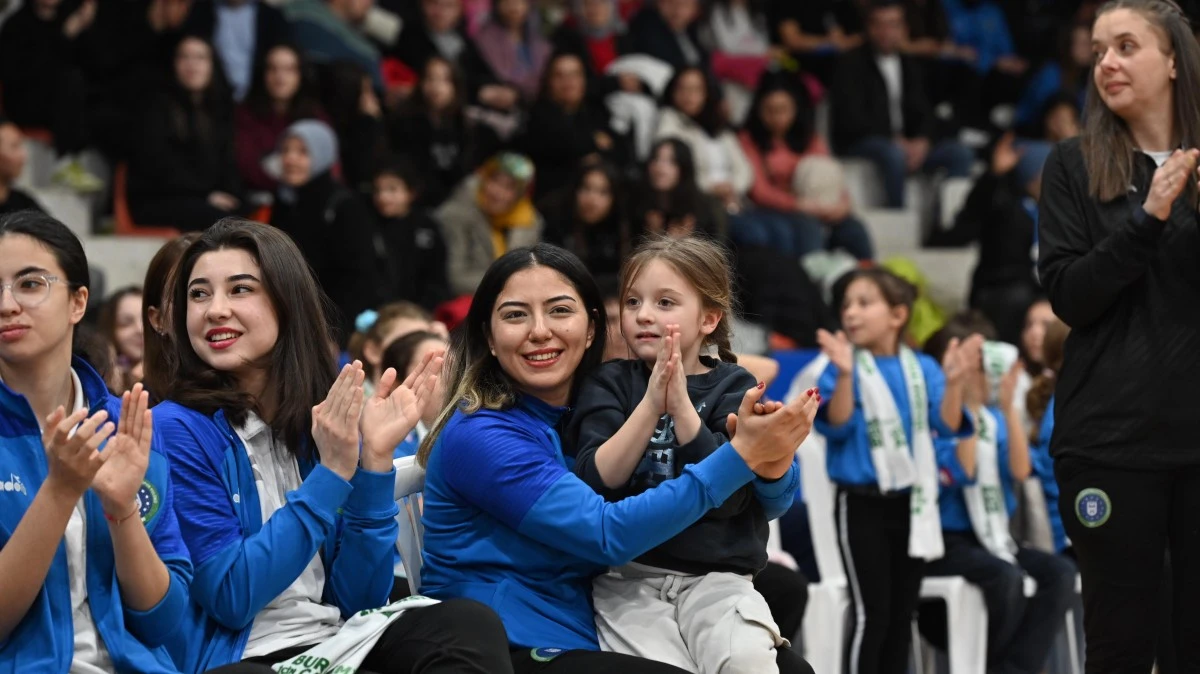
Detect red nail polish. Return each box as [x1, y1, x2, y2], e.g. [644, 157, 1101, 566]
[757, 381, 765, 389]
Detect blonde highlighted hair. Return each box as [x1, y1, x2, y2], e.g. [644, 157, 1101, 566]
[619, 235, 739, 363]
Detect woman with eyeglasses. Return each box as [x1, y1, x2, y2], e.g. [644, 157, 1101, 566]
[0, 209, 194, 672]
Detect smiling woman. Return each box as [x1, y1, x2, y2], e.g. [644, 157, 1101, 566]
[1036, 0, 1200, 669]
[416, 242, 820, 674]
[152, 218, 513, 674]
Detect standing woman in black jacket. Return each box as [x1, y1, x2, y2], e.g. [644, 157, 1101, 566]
[128, 35, 243, 231]
[1037, 1, 1200, 670]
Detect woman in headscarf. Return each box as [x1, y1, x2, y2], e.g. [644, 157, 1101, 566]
[268, 120, 383, 346]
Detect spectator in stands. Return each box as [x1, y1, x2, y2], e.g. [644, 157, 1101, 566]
[415, 242, 817, 673]
[141, 233, 201, 404]
[235, 44, 326, 195]
[898, 0, 983, 134]
[154, 219, 512, 674]
[1040, 92, 1083, 142]
[0, 119, 43, 215]
[393, 0, 515, 111]
[770, 0, 864, 85]
[831, 0, 975, 209]
[347, 300, 448, 396]
[0, 210, 193, 674]
[474, 0, 553, 102]
[940, 0, 1030, 111]
[538, 160, 631, 278]
[98, 286, 144, 390]
[631, 138, 724, 239]
[924, 319, 1077, 674]
[739, 73, 874, 260]
[707, 0, 777, 122]
[960, 134, 1050, 345]
[1015, 22, 1091, 136]
[656, 67, 754, 226]
[1018, 297, 1053, 378]
[267, 120, 381, 346]
[388, 56, 499, 207]
[523, 53, 629, 200]
[628, 0, 709, 72]
[372, 159, 451, 311]
[317, 61, 387, 194]
[128, 35, 243, 231]
[284, 0, 383, 89]
[553, 0, 636, 93]
[381, 329, 449, 458]
[0, 0, 102, 192]
[437, 152, 543, 296]
[183, 0, 291, 102]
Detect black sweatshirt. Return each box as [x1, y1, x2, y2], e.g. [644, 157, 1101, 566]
[564, 358, 768, 575]
[1038, 137, 1200, 467]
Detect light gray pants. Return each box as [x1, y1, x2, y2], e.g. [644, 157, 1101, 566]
[593, 564, 788, 674]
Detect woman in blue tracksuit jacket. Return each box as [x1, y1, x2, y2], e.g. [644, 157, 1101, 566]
[416, 243, 818, 674]
[156, 219, 511, 674]
[0, 210, 193, 673]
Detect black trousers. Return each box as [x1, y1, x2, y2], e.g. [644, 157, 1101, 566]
[836, 489, 925, 674]
[204, 599, 513, 674]
[923, 532, 1077, 674]
[754, 561, 810, 641]
[1055, 456, 1200, 673]
[509, 646, 814, 674]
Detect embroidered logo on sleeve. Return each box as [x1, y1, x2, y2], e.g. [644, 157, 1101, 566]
[1075, 488, 1111, 528]
[137, 480, 161, 524]
[531, 647, 566, 662]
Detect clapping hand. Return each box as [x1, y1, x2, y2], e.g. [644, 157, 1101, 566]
[644, 328, 679, 415]
[360, 350, 443, 471]
[817, 329, 854, 373]
[43, 407, 114, 500]
[312, 363, 366, 481]
[92, 385, 155, 521]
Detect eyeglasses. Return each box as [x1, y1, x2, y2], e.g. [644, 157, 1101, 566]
[0, 275, 67, 308]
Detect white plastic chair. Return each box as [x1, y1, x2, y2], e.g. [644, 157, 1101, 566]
[916, 576, 989, 674]
[393, 456, 426, 596]
[783, 355, 852, 674]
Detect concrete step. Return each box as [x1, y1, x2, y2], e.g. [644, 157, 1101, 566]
[80, 234, 172, 292]
[859, 207, 922, 257]
[29, 186, 92, 239]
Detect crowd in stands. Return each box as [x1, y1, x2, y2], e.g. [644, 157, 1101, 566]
[4, 0, 1170, 350]
[1, 0, 1190, 671]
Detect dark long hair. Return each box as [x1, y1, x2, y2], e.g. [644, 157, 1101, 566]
[1082, 0, 1200, 200]
[745, 72, 816, 154]
[417, 243, 607, 465]
[567, 160, 631, 263]
[167, 218, 338, 458]
[662, 67, 726, 137]
[167, 35, 234, 146]
[640, 138, 710, 228]
[243, 43, 324, 120]
[407, 55, 467, 121]
[141, 233, 202, 402]
[0, 210, 110, 379]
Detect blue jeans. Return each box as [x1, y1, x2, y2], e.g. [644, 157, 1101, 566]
[845, 136, 975, 208]
[733, 208, 874, 260]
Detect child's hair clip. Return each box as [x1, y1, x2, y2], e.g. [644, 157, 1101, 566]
[356, 309, 380, 333]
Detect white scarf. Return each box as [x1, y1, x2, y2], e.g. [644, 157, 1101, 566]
[271, 596, 441, 674]
[963, 407, 1019, 563]
[856, 347, 944, 561]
